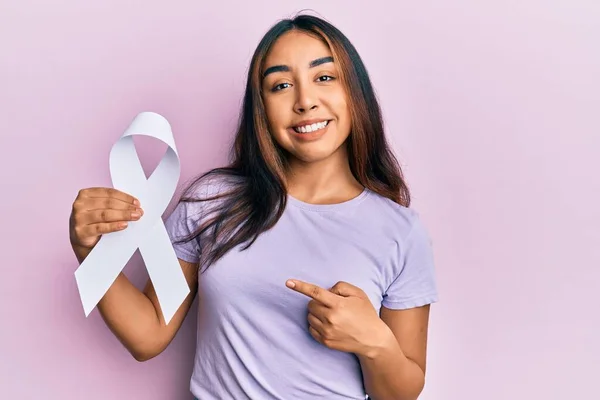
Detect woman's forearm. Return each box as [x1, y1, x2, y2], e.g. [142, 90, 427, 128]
[73, 245, 165, 359]
[358, 326, 425, 400]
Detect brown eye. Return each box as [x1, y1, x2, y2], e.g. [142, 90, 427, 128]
[317, 75, 335, 82]
[272, 82, 291, 92]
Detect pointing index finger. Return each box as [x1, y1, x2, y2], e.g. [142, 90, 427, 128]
[286, 279, 337, 307]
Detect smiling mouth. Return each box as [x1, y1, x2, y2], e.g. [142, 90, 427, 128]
[292, 120, 331, 134]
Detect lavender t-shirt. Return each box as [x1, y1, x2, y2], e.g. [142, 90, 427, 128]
[164, 178, 439, 400]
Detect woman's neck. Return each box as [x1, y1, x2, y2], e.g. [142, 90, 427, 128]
[284, 145, 364, 205]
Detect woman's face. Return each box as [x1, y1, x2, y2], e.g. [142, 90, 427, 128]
[261, 30, 352, 164]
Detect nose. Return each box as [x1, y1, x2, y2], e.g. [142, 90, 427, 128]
[293, 82, 318, 114]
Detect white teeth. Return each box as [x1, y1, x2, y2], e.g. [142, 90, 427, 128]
[294, 120, 329, 133]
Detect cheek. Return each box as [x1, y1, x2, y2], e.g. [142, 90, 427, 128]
[263, 99, 276, 126]
[263, 99, 290, 147]
[332, 95, 351, 133]
[328, 90, 350, 119]
[264, 98, 288, 130]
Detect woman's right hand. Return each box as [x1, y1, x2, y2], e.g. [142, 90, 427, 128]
[69, 187, 144, 250]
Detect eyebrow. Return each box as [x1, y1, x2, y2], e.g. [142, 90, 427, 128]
[262, 56, 334, 78]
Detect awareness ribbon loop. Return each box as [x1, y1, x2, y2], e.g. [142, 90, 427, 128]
[74, 111, 190, 324]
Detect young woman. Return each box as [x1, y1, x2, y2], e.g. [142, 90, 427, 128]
[69, 13, 438, 400]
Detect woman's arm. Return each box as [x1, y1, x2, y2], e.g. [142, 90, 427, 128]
[74, 245, 199, 361]
[359, 305, 431, 400]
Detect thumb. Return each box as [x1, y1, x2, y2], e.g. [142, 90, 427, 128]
[329, 281, 364, 298]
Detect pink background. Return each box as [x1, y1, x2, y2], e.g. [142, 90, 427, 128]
[2, 1, 599, 399]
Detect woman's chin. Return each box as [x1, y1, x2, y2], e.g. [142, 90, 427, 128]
[287, 145, 343, 164]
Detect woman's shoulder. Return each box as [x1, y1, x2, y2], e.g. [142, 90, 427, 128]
[180, 170, 242, 200]
[171, 170, 242, 222]
[361, 189, 427, 239]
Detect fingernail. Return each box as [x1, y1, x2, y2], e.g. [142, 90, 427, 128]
[134, 199, 140, 206]
[286, 280, 295, 288]
[131, 212, 141, 218]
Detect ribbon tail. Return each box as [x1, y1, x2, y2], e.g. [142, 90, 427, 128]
[74, 231, 138, 316]
[139, 220, 191, 325]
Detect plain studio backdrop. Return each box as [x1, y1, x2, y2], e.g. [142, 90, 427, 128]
[1, 1, 598, 399]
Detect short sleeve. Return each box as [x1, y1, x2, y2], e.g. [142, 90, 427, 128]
[164, 199, 202, 264]
[382, 215, 439, 310]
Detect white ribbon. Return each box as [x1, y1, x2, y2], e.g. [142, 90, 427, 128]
[74, 111, 190, 325]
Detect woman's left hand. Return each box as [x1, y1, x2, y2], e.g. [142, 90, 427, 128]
[286, 279, 392, 357]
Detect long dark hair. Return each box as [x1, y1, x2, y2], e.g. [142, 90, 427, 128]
[174, 13, 411, 269]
